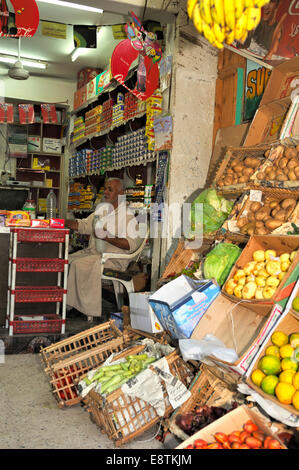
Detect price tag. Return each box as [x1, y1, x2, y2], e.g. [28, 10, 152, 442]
[249, 190, 263, 202]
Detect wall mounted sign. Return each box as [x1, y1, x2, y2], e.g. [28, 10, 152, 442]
[245, 59, 272, 121]
[0, 0, 39, 37]
[42, 20, 67, 40]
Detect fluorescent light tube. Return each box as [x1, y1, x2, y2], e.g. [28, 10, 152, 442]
[71, 48, 83, 62]
[0, 56, 47, 69]
[36, 0, 103, 13]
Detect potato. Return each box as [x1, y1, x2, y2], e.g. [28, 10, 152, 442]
[230, 158, 240, 168]
[255, 220, 265, 228]
[288, 170, 297, 181]
[239, 175, 249, 183]
[224, 176, 233, 185]
[281, 198, 297, 210]
[244, 157, 261, 168]
[265, 149, 270, 158]
[279, 157, 288, 169]
[255, 207, 270, 220]
[234, 164, 244, 173]
[256, 226, 269, 235]
[268, 170, 277, 180]
[274, 209, 287, 221]
[256, 172, 265, 180]
[284, 147, 298, 159]
[276, 174, 288, 181]
[265, 218, 283, 230]
[236, 217, 248, 228]
[247, 212, 256, 223]
[250, 201, 263, 213]
[294, 166, 299, 179]
[265, 166, 273, 175]
[287, 159, 298, 170]
[269, 200, 279, 209]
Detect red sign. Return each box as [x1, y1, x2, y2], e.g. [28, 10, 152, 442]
[0, 0, 39, 37]
[110, 39, 159, 101]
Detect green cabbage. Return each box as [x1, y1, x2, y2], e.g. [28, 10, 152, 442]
[203, 243, 242, 286]
[190, 189, 234, 236]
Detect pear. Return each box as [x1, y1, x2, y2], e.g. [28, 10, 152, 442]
[255, 276, 266, 287]
[242, 282, 257, 300]
[266, 276, 280, 288]
[225, 279, 237, 295]
[263, 286, 276, 299]
[265, 249, 277, 260]
[234, 269, 246, 281]
[280, 260, 291, 272]
[280, 253, 290, 263]
[234, 285, 243, 299]
[255, 287, 264, 300]
[244, 261, 257, 276]
[253, 250, 265, 262]
[290, 251, 297, 262]
[266, 260, 281, 276]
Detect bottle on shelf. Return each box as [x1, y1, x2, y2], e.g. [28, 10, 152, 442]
[46, 189, 57, 219]
[23, 193, 36, 220]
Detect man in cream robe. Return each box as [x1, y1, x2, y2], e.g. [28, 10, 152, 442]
[65, 178, 142, 318]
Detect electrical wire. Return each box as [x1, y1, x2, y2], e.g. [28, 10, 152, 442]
[0, 125, 11, 173]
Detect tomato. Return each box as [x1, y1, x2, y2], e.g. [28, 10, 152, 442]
[193, 438, 208, 449]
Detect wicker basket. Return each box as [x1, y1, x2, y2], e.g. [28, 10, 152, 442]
[214, 144, 270, 193]
[167, 364, 242, 441]
[39, 321, 134, 408]
[82, 346, 194, 446]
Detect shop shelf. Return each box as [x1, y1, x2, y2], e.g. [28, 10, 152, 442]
[12, 257, 67, 272]
[9, 314, 64, 335]
[10, 286, 66, 303]
[12, 228, 69, 243]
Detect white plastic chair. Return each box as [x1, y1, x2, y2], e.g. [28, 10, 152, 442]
[88, 224, 149, 321]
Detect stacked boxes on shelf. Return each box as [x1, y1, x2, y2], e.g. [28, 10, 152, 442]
[100, 98, 114, 132]
[68, 183, 94, 212]
[73, 116, 85, 145]
[69, 146, 114, 178]
[111, 127, 155, 168]
[112, 93, 125, 127]
[69, 149, 89, 177]
[85, 105, 102, 138]
[123, 92, 146, 121]
[145, 90, 163, 150]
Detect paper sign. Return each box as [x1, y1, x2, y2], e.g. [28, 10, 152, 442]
[42, 21, 67, 39]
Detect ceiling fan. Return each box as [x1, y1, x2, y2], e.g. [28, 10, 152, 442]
[8, 37, 30, 80]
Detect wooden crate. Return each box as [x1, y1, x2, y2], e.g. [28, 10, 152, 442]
[214, 144, 270, 192]
[161, 239, 213, 280]
[224, 187, 299, 238]
[167, 365, 242, 441]
[82, 346, 194, 446]
[40, 320, 123, 371]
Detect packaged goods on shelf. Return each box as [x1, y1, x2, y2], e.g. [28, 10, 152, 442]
[111, 127, 155, 168]
[112, 103, 125, 126]
[145, 90, 163, 150]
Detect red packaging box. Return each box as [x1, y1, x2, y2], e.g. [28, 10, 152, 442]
[49, 218, 65, 228]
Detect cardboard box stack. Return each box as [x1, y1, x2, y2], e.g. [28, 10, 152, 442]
[85, 105, 102, 137]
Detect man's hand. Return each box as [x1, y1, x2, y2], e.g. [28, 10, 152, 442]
[103, 231, 130, 250]
[65, 219, 79, 231]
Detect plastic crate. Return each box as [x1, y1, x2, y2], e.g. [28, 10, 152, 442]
[12, 286, 66, 303]
[82, 346, 194, 446]
[9, 314, 63, 334]
[12, 228, 69, 243]
[13, 258, 67, 272]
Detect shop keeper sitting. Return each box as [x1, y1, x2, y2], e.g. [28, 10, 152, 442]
[65, 178, 142, 319]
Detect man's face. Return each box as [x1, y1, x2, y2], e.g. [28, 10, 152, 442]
[103, 180, 123, 207]
[262, 1, 278, 22]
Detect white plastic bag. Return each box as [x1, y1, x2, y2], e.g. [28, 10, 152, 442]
[179, 334, 239, 366]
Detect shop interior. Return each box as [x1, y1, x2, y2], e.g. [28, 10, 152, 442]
[0, 0, 299, 452]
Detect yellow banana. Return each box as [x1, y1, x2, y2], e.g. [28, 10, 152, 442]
[240, 29, 248, 43]
[210, 0, 225, 27]
[244, 0, 255, 6]
[187, 0, 198, 19]
[214, 22, 225, 43]
[254, 0, 270, 6]
[200, 0, 213, 26]
[202, 17, 217, 44]
[235, 11, 248, 41]
[246, 6, 261, 31]
[235, 0, 245, 19]
[212, 39, 224, 49]
[225, 27, 235, 45]
[224, 0, 235, 32]
[192, 3, 203, 33]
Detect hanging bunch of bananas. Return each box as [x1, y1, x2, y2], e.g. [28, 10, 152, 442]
[187, 0, 271, 49]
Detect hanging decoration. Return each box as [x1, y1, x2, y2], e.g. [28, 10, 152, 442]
[0, 0, 39, 37]
[187, 0, 271, 49]
[110, 11, 163, 101]
[73, 25, 97, 48]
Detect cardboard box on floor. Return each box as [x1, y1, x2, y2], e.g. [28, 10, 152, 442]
[176, 404, 287, 449]
[129, 292, 164, 334]
[222, 235, 299, 316]
[246, 310, 299, 417]
[190, 292, 282, 378]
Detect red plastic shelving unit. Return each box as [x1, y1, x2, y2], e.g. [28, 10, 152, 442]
[6, 227, 69, 336]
